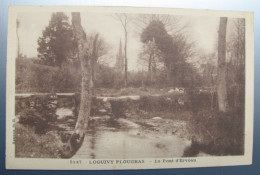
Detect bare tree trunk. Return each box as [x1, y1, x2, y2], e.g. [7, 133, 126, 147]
[72, 12, 93, 138]
[217, 17, 228, 112]
[124, 29, 128, 86]
[148, 53, 152, 83]
[112, 14, 131, 87]
[16, 19, 20, 58]
[167, 62, 172, 85]
[91, 33, 99, 95]
[61, 13, 92, 158]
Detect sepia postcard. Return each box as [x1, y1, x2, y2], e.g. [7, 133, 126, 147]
[6, 6, 254, 170]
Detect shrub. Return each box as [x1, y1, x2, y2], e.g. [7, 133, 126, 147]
[186, 107, 245, 156]
[139, 94, 183, 112]
[16, 59, 81, 93]
[15, 123, 63, 158]
[19, 108, 50, 134]
[18, 95, 57, 135]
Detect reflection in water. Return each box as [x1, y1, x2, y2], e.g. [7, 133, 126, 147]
[73, 119, 191, 159]
[88, 128, 97, 159]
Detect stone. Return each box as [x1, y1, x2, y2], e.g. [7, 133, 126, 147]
[152, 117, 162, 120]
[99, 109, 107, 113]
[168, 89, 174, 93]
[56, 108, 73, 120]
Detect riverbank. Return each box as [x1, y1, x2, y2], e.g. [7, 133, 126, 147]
[14, 89, 244, 158]
[15, 123, 64, 158]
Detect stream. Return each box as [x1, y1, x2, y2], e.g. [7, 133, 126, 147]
[73, 118, 191, 159]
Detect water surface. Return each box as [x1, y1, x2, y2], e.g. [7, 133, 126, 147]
[73, 119, 191, 159]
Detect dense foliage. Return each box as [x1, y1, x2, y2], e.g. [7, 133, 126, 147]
[37, 12, 77, 67]
[140, 20, 200, 87]
[16, 58, 81, 93]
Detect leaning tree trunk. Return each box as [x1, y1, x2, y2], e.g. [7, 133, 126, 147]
[91, 33, 99, 95]
[217, 17, 228, 112]
[72, 12, 93, 136]
[61, 13, 93, 158]
[124, 28, 128, 87]
[148, 53, 152, 83]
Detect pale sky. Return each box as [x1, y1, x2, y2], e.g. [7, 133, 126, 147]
[17, 12, 224, 71]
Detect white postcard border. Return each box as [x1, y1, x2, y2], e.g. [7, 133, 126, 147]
[6, 6, 254, 170]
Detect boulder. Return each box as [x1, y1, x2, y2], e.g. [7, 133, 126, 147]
[152, 117, 162, 120]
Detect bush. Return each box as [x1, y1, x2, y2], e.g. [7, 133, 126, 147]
[95, 64, 117, 88]
[17, 95, 58, 134]
[139, 94, 183, 112]
[19, 108, 50, 134]
[16, 59, 81, 93]
[15, 123, 63, 158]
[186, 107, 245, 156]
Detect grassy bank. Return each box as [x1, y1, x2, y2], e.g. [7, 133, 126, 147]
[15, 123, 64, 158]
[184, 108, 245, 156]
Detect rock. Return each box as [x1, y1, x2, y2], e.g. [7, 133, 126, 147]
[56, 93, 75, 96]
[91, 116, 110, 120]
[155, 143, 166, 149]
[152, 117, 162, 120]
[56, 108, 73, 120]
[168, 89, 175, 93]
[117, 118, 140, 129]
[118, 95, 140, 100]
[172, 128, 177, 134]
[155, 128, 160, 131]
[168, 88, 184, 93]
[49, 100, 58, 104]
[179, 89, 184, 93]
[197, 152, 211, 157]
[48, 103, 57, 109]
[99, 109, 107, 113]
[97, 95, 140, 101]
[16, 93, 32, 98]
[177, 98, 185, 105]
[66, 119, 75, 123]
[125, 112, 132, 117]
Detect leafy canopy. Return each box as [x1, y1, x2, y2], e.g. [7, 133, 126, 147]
[37, 12, 76, 67]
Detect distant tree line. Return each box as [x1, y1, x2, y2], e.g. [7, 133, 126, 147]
[16, 12, 245, 107]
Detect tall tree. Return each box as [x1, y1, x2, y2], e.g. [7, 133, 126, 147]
[141, 20, 173, 81]
[16, 18, 20, 58]
[60, 13, 93, 158]
[139, 38, 163, 83]
[141, 20, 194, 86]
[226, 18, 245, 108]
[115, 39, 124, 73]
[37, 12, 76, 67]
[135, 14, 190, 38]
[217, 17, 228, 112]
[87, 32, 108, 90]
[113, 14, 132, 86]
